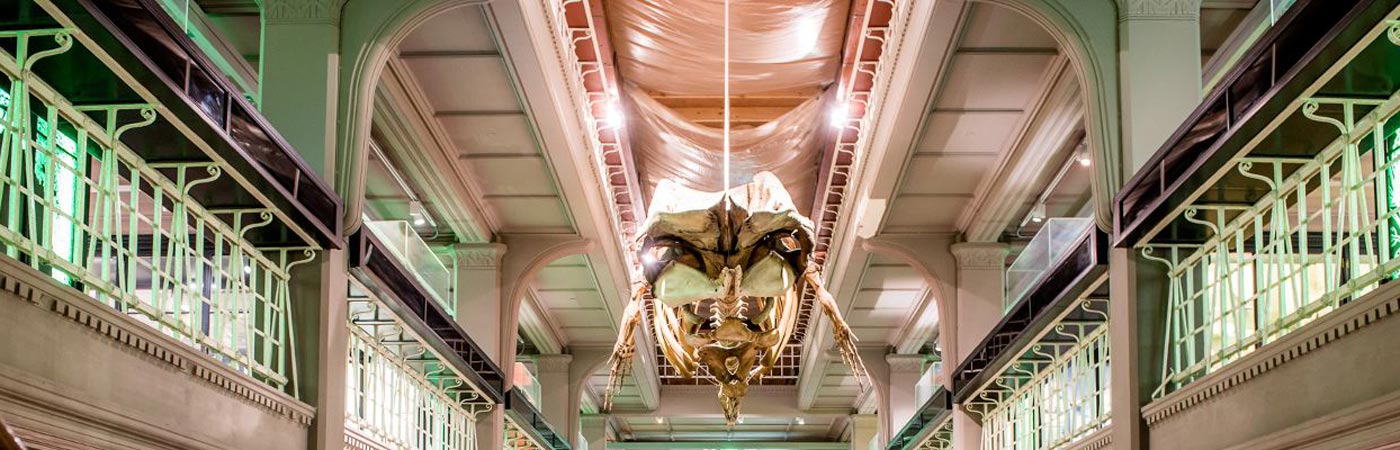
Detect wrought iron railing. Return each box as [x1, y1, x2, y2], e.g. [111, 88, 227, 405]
[969, 300, 1110, 450]
[1145, 92, 1400, 397]
[0, 28, 308, 392]
[346, 279, 491, 450]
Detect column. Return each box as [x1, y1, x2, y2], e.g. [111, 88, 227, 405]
[454, 243, 507, 364]
[580, 414, 610, 450]
[885, 354, 925, 432]
[1108, 247, 1171, 450]
[260, 0, 342, 177]
[1116, 3, 1201, 449]
[1118, 0, 1204, 173]
[534, 353, 574, 437]
[289, 249, 349, 450]
[849, 414, 880, 450]
[858, 346, 892, 444]
[949, 242, 1008, 450]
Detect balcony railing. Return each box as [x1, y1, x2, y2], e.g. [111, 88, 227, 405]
[366, 220, 455, 317]
[886, 387, 952, 450]
[0, 25, 311, 392]
[1112, 0, 1400, 398]
[953, 227, 1107, 398]
[968, 297, 1111, 450]
[346, 279, 491, 450]
[30, 0, 342, 248]
[1006, 218, 1095, 311]
[349, 228, 505, 402]
[505, 388, 571, 450]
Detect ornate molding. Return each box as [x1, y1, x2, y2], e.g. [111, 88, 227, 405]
[1118, 0, 1201, 21]
[455, 243, 507, 269]
[264, 0, 342, 24]
[1141, 282, 1400, 427]
[532, 354, 574, 372]
[885, 353, 927, 372]
[950, 242, 1009, 271]
[0, 262, 315, 427]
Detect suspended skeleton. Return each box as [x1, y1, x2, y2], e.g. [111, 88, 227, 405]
[605, 172, 868, 425]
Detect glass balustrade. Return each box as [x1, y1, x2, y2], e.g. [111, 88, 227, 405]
[1005, 218, 1095, 311]
[365, 220, 456, 317]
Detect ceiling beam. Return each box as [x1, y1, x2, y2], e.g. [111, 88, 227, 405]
[609, 442, 848, 450]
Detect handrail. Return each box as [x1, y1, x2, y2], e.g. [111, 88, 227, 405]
[1114, 0, 1370, 247]
[44, 0, 343, 248]
[505, 388, 572, 450]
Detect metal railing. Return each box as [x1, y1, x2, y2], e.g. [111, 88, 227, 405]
[973, 309, 1110, 450]
[346, 279, 491, 450]
[0, 28, 307, 392]
[1144, 89, 1400, 397]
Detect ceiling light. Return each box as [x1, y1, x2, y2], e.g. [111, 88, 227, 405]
[605, 100, 625, 125]
[1030, 203, 1047, 223]
[1076, 143, 1091, 167]
[795, 417, 805, 425]
[655, 417, 664, 424]
[1077, 154, 1091, 167]
[409, 201, 430, 227]
[830, 103, 848, 128]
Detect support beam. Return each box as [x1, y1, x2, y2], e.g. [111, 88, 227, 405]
[886, 354, 925, 433]
[454, 243, 507, 366]
[849, 414, 880, 450]
[581, 414, 611, 450]
[948, 242, 1008, 450]
[569, 347, 613, 448]
[290, 249, 349, 450]
[1117, 0, 1204, 174]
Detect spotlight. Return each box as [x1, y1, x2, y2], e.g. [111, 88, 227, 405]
[795, 417, 805, 425]
[830, 103, 848, 128]
[655, 417, 664, 424]
[1030, 203, 1047, 223]
[1078, 154, 1091, 167]
[605, 100, 625, 125]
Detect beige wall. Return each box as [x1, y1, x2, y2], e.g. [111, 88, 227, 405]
[0, 259, 312, 450]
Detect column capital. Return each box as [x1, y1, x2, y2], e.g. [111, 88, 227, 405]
[264, 0, 344, 24]
[885, 354, 926, 373]
[533, 353, 574, 372]
[454, 242, 507, 269]
[1117, 0, 1200, 21]
[950, 242, 1008, 271]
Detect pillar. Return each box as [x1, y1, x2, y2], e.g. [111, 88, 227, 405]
[1108, 247, 1171, 450]
[885, 354, 925, 432]
[289, 249, 349, 450]
[454, 243, 507, 365]
[859, 346, 892, 445]
[849, 414, 880, 450]
[949, 242, 1009, 450]
[260, 0, 342, 177]
[534, 353, 574, 438]
[580, 414, 610, 450]
[1118, 0, 1203, 173]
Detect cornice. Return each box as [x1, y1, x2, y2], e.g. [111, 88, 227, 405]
[264, 0, 343, 24]
[0, 258, 315, 427]
[455, 242, 507, 269]
[950, 242, 1010, 271]
[1118, 0, 1201, 21]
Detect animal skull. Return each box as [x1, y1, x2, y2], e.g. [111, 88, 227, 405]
[605, 172, 868, 425]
